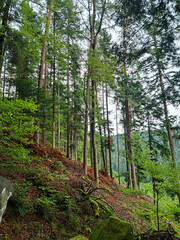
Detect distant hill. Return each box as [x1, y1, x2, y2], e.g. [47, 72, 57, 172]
[112, 132, 180, 175]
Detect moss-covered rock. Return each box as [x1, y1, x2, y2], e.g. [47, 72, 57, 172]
[69, 235, 88, 240]
[89, 216, 134, 240]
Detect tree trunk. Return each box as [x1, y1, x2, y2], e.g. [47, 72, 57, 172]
[38, 0, 54, 89]
[2, 53, 6, 100]
[91, 78, 98, 186]
[116, 104, 120, 185]
[158, 63, 176, 167]
[52, 13, 56, 149]
[58, 85, 61, 150]
[102, 83, 108, 172]
[74, 115, 78, 161]
[123, 26, 137, 189]
[147, 113, 156, 204]
[42, 51, 48, 146]
[35, 0, 54, 144]
[156, 190, 160, 231]
[106, 83, 113, 178]
[153, 34, 180, 203]
[66, 31, 70, 159]
[123, 105, 131, 188]
[95, 85, 107, 176]
[0, 0, 13, 83]
[83, 71, 90, 175]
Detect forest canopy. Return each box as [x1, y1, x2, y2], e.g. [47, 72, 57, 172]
[0, 0, 180, 207]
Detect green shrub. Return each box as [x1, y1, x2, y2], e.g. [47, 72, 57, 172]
[9, 182, 32, 216]
[0, 98, 38, 143]
[34, 195, 56, 219]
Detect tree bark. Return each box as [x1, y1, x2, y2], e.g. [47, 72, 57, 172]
[83, 71, 90, 174]
[95, 85, 107, 176]
[91, 78, 98, 185]
[153, 34, 180, 203]
[106, 83, 113, 178]
[123, 26, 137, 189]
[42, 57, 48, 146]
[35, 0, 54, 144]
[0, 0, 13, 83]
[83, 0, 106, 184]
[38, 0, 54, 90]
[52, 13, 56, 149]
[74, 115, 78, 161]
[58, 85, 61, 150]
[123, 104, 131, 188]
[147, 113, 156, 204]
[2, 53, 6, 100]
[116, 104, 120, 185]
[102, 83, 108, 172]
[66, 31, 70, 158]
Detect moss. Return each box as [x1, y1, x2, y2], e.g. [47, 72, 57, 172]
[89, 216, 134, 240]
[69, 236, 88, 240]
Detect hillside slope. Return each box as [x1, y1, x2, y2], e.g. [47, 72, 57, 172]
[0, 140, 178, 239]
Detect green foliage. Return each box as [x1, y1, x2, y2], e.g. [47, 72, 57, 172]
[0, 98, 38, 143]
[34, 195, 56, 220]
[69, 236, 88, 240]
[9, 182, 32, 217]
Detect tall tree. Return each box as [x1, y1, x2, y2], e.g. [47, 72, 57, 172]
[83, 0, 107, 182]
[0, 0, 13, 83]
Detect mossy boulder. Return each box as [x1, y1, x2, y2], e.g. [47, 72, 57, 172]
[89, 216, 134, 240]
[69, 235, 88, 240]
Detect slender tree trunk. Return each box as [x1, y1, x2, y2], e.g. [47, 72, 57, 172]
[58, 85, 61, 150]
[158, 63, 176, 166]
[83, 0, 96, 175]
[83, 72, 90, 174]
[35, 0, 54, 144]
[102, 84, 108, 171]
[74, 116, 78, 161]
[42, 59, 48, 146]
[156, 190, 160, 231]
[95, 85, 107, 176]
[0, 0, 12, 83]
[153, 34, 176, 167]
[90, 0, 99, 186]
[77, 135, 79, 162]
[70, 128, 73, 159]
[91, 78, 98, 185]
[153, 34, 180, 203]
[123, 26, 137, 189]
[52, 14, 56, 149]
[38, 1, 54, 90]
[73, 77, 78, 161]
[90, 120, 93, 167]
[123, 105, 131, 188]
[2, 53, 6, 100]
[84, 0, 105, 184]
[52, 66, 56, 149]
[137, 167, 141, 190]
[106, 83, 113, 178]
[147, 113, 156, 203]
[116, 104, 120, 185]
[66, 31, 70, 158]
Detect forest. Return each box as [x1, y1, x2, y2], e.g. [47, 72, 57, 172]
[0, 0, 180, 239]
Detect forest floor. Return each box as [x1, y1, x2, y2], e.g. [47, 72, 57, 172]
[0, 140, 179, 239]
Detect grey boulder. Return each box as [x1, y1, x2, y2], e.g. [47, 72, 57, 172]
[0, 176, 13, 223]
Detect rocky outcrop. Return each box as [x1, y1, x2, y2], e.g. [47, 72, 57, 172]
[90, 216, 134, 240]
[0, 176, 13, 223]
